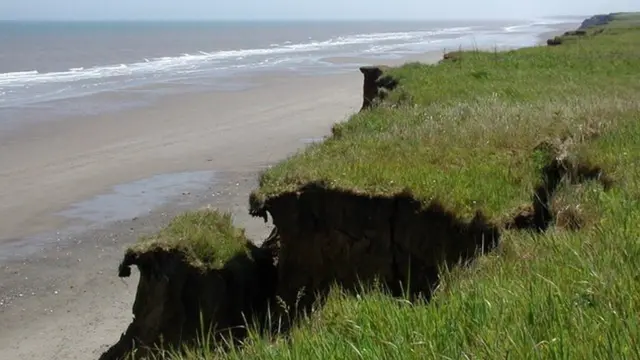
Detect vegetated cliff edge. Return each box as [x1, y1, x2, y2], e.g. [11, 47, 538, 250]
[247, 14, 623, 317]
[99, 211, 278, 360]
[578, 13, 615, 29]
[546, 12, 625, 46]
[101, 14, 640, 359]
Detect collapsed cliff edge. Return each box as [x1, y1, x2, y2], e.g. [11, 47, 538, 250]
[100, 61, 612, 359]
[98, 211, 278, 360]
[249, 121, 612, 315]
[249, 184, 501, 312]
[547, 13, 614, 46]
[359, 65, 399, 111]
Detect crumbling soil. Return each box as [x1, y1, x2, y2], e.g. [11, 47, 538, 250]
[359, 65, 399, 111]
[506, 139, 612, 231]
[99, 241, 277, 360]
[251, 183, 500, 313]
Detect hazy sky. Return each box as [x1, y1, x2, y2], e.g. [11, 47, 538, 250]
[1, 1, 637, 21]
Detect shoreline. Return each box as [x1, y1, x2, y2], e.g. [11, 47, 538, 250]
[0, 19, 580, 134]
[0, 21, 581, 360]
[0, 53, 439, 134]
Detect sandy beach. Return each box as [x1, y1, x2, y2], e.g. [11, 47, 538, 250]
[0, 20, 578, 358]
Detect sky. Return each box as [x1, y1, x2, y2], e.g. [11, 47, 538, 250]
[0, 0, 637, 21]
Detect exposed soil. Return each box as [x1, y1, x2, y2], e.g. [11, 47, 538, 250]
[250, 184, 500, 315]
[547, 37, 564, 46]
[359, 65, 399, 111]
[506, 139, 612, 232]
[99, 241, 278, 360]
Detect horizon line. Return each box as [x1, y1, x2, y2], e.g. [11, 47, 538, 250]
[0, 15, 589, 23]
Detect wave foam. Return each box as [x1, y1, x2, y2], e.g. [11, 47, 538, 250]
[504, 18, 579, 32]
[0, 26, 474, 88]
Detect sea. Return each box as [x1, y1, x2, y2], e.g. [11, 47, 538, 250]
[0, 19, 581, 124]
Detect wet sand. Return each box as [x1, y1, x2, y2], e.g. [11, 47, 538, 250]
[0, 72, 365, 245]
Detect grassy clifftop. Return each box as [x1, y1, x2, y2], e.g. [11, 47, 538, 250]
[125, 209, 251, 270]
[186, 15, 639, 359]
[110, 13, 640, 360]
[252, 16, 640, 223]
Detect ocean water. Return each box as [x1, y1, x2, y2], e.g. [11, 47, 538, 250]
[0, 19, 580, 122]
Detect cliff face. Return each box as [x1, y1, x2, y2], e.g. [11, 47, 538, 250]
[99, 241, 278, 360]
[257, 184, 500, 312]
[578, 14, 614, 30]
[547, 14, 613, 46]
[359, 66, 399, 111]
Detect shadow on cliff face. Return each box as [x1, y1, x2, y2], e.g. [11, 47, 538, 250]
[359, 65, 399, 111]
[99, 237, 278, 360]
[250, 186, 501, 323]
[247, 137, 613, 327]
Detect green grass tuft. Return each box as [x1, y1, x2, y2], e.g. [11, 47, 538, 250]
[127, 209, 250, 270]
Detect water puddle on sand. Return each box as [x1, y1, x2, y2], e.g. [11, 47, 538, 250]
[0, 171, 216, 262]
[58, 170, 216, 225]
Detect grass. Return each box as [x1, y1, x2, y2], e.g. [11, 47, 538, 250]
[127, 209, 250, 270]
[252, 19, 640, 222]
[606, 12, 640, 28]
[153, 14, 640, 360]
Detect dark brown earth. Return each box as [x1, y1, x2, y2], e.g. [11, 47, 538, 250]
[359, 65, 399, 111]
[99, 241, 277, 360]
[251, 184, 500, 312]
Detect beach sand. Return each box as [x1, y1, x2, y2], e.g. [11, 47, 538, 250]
[0, 69, 369, 359]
